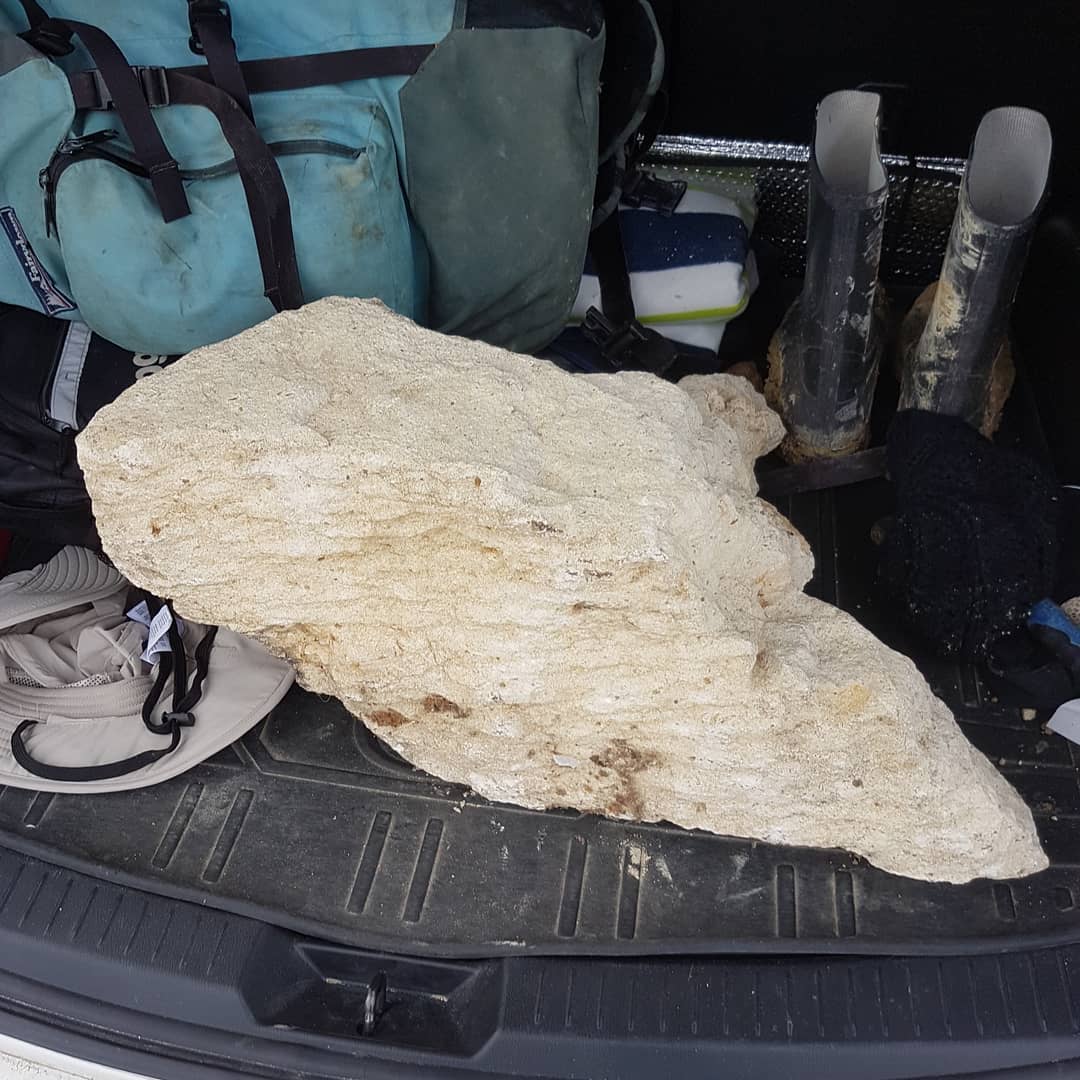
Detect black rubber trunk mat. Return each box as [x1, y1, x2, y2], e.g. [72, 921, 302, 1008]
[1, 476, 1078, 959]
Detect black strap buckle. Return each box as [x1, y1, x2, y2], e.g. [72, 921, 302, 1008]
[188, 0, 231, 55]
[136, 65, 170, 107]
[88, 65, 170, 109]
[581, 307, 678, 375]
[580, 306, 645, 369]
[621, 171, 687, 215]
[21, 18, 74, 58]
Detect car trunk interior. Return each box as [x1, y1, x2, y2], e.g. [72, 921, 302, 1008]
[2, 2, 1080, 1075]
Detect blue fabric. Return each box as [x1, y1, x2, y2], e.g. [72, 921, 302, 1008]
[1029, 599, 1080, 648]
[0, 35, 77, 321]
[0, 1, 455, 354]
[583, 210, 749, 276]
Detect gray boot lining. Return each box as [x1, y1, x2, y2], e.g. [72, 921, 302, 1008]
[814, 90, 886, 195]
[967, 106, 1052, 225]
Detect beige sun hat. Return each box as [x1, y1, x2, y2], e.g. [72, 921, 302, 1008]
[0, 547, 294, 792]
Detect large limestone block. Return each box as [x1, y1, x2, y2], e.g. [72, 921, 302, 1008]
[77, 297, 1047, 883]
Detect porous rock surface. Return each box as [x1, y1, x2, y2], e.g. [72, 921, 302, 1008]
[77, 297, 1047, 883]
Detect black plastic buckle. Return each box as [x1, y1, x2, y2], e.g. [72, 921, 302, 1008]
[188, 0, 231, 55]
[21, 19, 74, 58]
[87, 69, 112, 109]
[88, 66, 169, 110]
[621, 171, 687, 215]
[137, 66, 170, 108]
[580, 306, 646, 369]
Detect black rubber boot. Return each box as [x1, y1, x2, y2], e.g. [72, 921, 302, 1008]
[898, 107, 1051, 436]
[765, 90, 889, 461]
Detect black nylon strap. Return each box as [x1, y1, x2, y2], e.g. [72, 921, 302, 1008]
[627, 84, 669, 174]
[58, 21, 190, 223]
[68, 44, 434, 109]
[16, 0, 73, 56]
[175, 43, 434, 93]
[590, 210, 635, 327]
[16, 0, 50, 26]
[585, 210, 677, 375]
[188, 1, 253, 121]
[163, 71, 303, 311]
[69, 66, 303, 311]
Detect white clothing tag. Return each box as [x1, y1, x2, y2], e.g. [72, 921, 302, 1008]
[126, 601, 152, 627]
[128, 602, 183, 663]
[141, 605, 178, 663]
[1047, 699, 1080, 745]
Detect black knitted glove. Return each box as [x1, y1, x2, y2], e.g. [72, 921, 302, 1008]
[881, 409, 1058, 657]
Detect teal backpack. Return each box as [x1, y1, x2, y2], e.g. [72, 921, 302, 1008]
[0, 1, 631, 355]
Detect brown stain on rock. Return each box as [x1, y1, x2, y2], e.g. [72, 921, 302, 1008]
[369, 708, 411, 729]
[591, 738, 663, 818]
[754, 573, 770, 608]
[831, 683, 871, 715]
[149, 520, 162, 536]
[422, 693, 470, 718]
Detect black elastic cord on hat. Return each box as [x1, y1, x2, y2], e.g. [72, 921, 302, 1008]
[11, 605, 218, 783]
[143, 619, 217, 734]
[10, 718, 185, 782]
